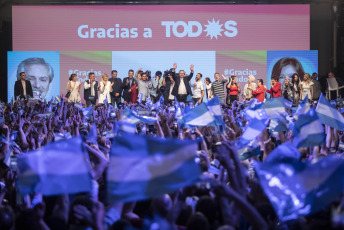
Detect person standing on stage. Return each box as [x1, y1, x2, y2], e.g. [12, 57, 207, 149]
[204, 77, 213, 100]
[243, 75, 257, 101]
[134, 69, 152, 103]
[266, 75, 281, 98]
[109, 70, 123, 108]
[227, 76, 241, 105]
[291, 73, 301, 105]
[67, 74, 82, 103]
[14, 72, 33, 100]
[122, 69, 136, 104]
[84, 72, 99, 107]
[252, 79, 266, 103]
[150, 71, 162, 103]
[191, 73, 205, 105]
[171, 63, 194, 103]
[300, 73, 314, 101]
[99, 73, 114, 104]
[211, 73, 228, 104]
[282, 77, 293, 101]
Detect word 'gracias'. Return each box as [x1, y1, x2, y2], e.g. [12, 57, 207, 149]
[77, 19, 238, 40]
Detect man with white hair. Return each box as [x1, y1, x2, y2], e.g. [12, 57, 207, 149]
[243, 75, 257, 101]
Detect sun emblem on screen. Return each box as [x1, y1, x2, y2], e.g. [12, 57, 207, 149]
[204, 19, 224, 39]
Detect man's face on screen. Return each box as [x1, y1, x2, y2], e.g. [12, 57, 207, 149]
[25, 64, 50, 99]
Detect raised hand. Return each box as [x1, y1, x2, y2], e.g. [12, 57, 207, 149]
[173, 63, 177, 69]
[190, 64, 194, 71]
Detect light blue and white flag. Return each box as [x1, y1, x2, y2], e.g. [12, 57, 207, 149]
[74, 102, 83, 110]
[183, 103, 216, 127]
[258, 96, 285, 119]
[316, 94, 344, 131]
[55, 132, 72, 141]
[154, 96, 164, 109]
[206, 96, 224, 126]
[284, 99, 293, 109]
[237, 139, 261, 161]
[237, 117, 269, 146]
[54, 95, 61, 103]
[17, 136, 92, 195]
[137, 93, 143, 103]
[121, 108, 157, 125]
[104, 95, 108, 105]
[146, 97, 153, 106]
[293, 95, 310, 120]
[82, 106, 94, 118]
[269, 113, 289, 132]
[254, 156, 344, 221]
[293, 108, 325, 148]
[107, 134, 201, 202]
[117, 121, 136, 134]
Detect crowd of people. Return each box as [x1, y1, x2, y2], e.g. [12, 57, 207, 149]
[4, 64, 344, 230]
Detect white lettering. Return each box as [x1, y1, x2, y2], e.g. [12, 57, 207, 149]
[78, 25, 89, 38]
[224, 20, 238, 37]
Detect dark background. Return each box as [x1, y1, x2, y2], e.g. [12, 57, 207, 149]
[0, 0, 343, 102]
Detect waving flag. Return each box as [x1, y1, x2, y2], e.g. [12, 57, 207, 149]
[237, 116, 269, 146]
[293, 95, 311, 120]
[154, 96, 164, 109]
[121, 108, 157, 125]
[259, 96, 285, 119]
[237, 139, 261, 161]
[104, 95, 108, 105]
[284, 99, 293, 109]
[107, 134, 201, 202]
[137, 93, 143, 103]
[17, 136, 92, 195]
[206, 96, 224, 126]
[254, 156, 344, 221]
[74, 102, 83, 110]
[293, 108, 325, 148]
[183, 103, 216, 127]
[82, 106, 94, 118]
[316, 94, 344, 130]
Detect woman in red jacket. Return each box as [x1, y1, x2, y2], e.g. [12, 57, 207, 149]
[266, 75, 281, 98]
[252, 79, 266, 102]
[227, 76, 241, 105]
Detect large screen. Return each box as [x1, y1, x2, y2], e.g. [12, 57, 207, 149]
[13, 5, 310, 51]
[11, 5, 313, 103]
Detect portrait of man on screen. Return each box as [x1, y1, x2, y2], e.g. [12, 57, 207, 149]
[16, 57, 54, 100]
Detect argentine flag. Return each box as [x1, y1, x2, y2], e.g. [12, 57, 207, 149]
[258, 96, 285, 119]
[237, 116, 269, 146]
[294, 95, 311, 120]
[107, 134, 201, 202]
[183, 103, 216, 127]
[82, 106, 94, 118]
[316, 94, 344, 131]
[74, 102, 83, 110]
[17, 136, 92, 195]
[206, 96, 224, 126]
[293, 108, 325, 148]
[121, 108, 157, 125]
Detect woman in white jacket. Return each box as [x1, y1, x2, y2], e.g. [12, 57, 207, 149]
[98, 73, 114, 104]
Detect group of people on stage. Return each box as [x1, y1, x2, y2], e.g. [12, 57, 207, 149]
[15, 62, 334, 108]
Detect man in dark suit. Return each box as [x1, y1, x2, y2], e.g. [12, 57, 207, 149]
[122, 69, 136, 104]
[84, 72, 99, 107]
[14, 72, 33, 99]
[109, 70, 123, 108]
[171, 63, 194, 103]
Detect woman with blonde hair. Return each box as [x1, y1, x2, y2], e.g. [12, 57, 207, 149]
[300, 73, 314, 101]
[98, 73, 114, 104]
[67, 74, 81, 103]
